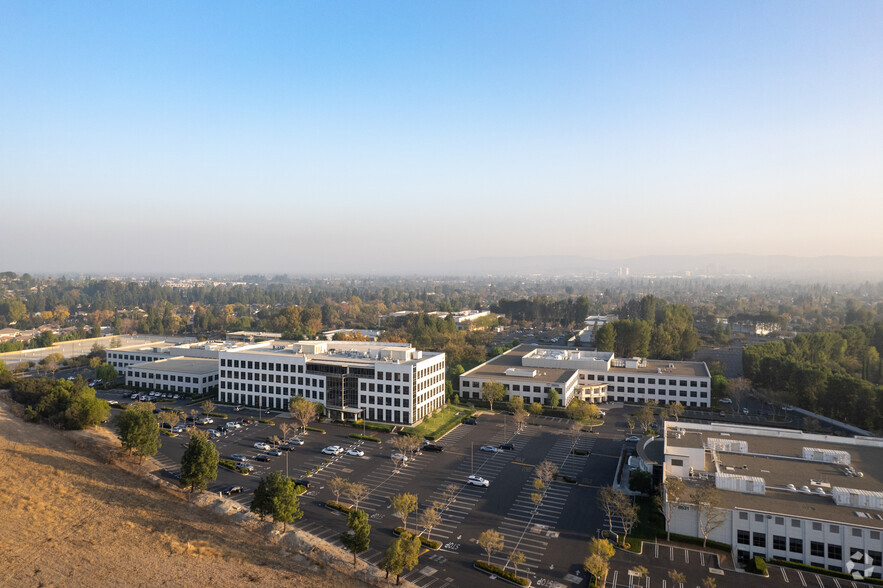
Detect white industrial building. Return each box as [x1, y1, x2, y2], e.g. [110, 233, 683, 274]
[460, 344, 711, 407]
[217, 340, 446, 426]
[663, 421, 883, 576]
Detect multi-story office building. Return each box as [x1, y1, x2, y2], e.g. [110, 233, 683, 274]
[459, 344, 711, 407]
[662, 421, 883, 576]
[125, 357, 219, 396]
[218, 340, 445, 426]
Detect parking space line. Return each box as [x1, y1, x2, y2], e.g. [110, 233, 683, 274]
[780, 567, 789, 583]
[798, 570, 807, 586]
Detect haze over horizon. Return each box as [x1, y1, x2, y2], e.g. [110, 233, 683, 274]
[1, 2, 881, 275]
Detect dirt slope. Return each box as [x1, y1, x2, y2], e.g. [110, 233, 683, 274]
[0, 397, 361, 588]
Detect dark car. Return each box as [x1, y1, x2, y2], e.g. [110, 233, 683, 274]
[220, 485, 244, 496]
[463, 418, 477, 425]
[293, 479, 311, 489]
[254, 454, 271, 462]
[422, 444, 444, 452]
[216, 425, 228, 432]
[499, 443, 515, 451]
[279, 444, 296, 451]
[159, 422, 172, 430]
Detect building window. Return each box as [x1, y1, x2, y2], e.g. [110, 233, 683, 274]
[791, 520, 801, 529]
[752, 533, 766, 548]
[737, 530, 750, 545]
[773, 536, 786, 551]
[739, 512, 748, 521]
[852, 528, 863, 538]
[827, 545, 841, 560]
[812, 522, 822, 531]
[829, 525, 839, 534]
[775, 517, 784, 525]
[754, 514, 764, 523]
[789, 538, 803, 553]
[810, 542, 825, 558]
[671, 459, 684, 467]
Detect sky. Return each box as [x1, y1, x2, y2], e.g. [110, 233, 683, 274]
[1, 1, 882, 275]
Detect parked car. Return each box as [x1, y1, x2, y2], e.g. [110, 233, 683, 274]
[159, 422, 172, 430]
[390, 452, 410, 462]
[422, 443, 444, 452]
[172, 425, 187, 433]
[231, 454, 248, 461]
[220, 485, 244, 496]
[783, 405, 794, 412]
[321, 446, 343, 455]
[293, 479, 311, 489]
[467, 475, 489, 487]
[463, 418, 477, 425]
[346, 448, 365, 457]
[279, 444, 296, 451]
[625, 436, 641, 442]
[208, 429, 221, 438]
[216, 425, 228, 433]
[254, 442, 271, 450]
[237, 462, 254, 472]
[720, 398, 733, 404]
[267, 449, 283, 456]
[197, 417, 213, 425]
[289, 438, 304, 446]
[498, 443, 515, 451]
[479, 445, 499, 453]
[226, 421, 241, 429]
[254, 454, 271, 462]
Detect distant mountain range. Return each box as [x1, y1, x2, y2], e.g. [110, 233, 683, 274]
[446, 254, 883, 281]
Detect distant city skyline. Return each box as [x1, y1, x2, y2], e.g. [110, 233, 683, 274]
[1, 2, 881, 274]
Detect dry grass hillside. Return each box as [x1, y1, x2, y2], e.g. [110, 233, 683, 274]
[0, 397, 363, 588]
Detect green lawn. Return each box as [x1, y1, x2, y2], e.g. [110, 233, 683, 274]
[403, 405, 475, 439]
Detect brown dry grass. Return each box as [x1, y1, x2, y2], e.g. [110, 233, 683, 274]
[0, 396, 362, 588]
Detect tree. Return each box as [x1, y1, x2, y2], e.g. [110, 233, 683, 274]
[180, 430, 219, 493]
[528, 401, 544, 417]
[535, 460, 558, 486]
[695, 483, 726, 548]
[616, 499, 639, 547]
[481, 381, 505, 412]
[96, 362, 118, 385]
[668, 570, 686, 586]
[548, 389, 560, 408]
[478, 529, 505, 565]
[659, 477, 684, 541]
[508, 395, 524, 413]
[390, 492, 418, 533]
[634, 404, 655, 433]
[279, 422, 292, 443]
[442, 483, 458, 506]
[595, 322, 615, 352]
[507, 550, 525, 577]
[89, 356, 102, 370]
[340, 509, 371, 566]
[329, 476, 349, 504]
[667, 401, 684, 422]
[41, 352, 64, 376]
[399, 535, 421, 583]
[344, 481, 369, 511]
[200, 399, 215, 414]
[272, 475, 303, 532]
[702, 578, 718, 588]
[381, 539, 405, 584]
[598, 486, 620, 533]
[115, 403, 160, 465]
[159, 410, 180, 430]
[626, 416, 636, 435]
[250, 476, 274, 521]
[584, 538, 615, 587]
[289, 396, 318, 434]
[419, 506, 441, 542]
[512, 408, 528, 433]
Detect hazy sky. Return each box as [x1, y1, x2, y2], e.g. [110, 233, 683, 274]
[1, 2, 882, 275]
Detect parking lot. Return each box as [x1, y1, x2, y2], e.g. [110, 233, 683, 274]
[116, 395, 626, 588]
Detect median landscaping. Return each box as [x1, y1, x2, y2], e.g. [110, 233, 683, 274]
[473, 561, 530, 586]
[401, 405, 475, 440]
[393, 528, 441, 550]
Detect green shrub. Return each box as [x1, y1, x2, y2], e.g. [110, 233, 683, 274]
[349, 433, 381, 443]
[219, 459, 237, 470]
[667, 533, 731, 552]
[258, 419, 274, 425]
[325, 500, 352, 514]
[473, 560, 530, 586]
[204, 412, 227, 418]
[305, 426, 326, 434]
[360, 422, 393, 433]
[393, 528, 441, 550]
[750, 556, 768, 575]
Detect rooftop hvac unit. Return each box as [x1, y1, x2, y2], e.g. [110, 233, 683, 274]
[832, 487, 883, 511]
[715, 473, 766, 495]
[802, 447, 851, 465]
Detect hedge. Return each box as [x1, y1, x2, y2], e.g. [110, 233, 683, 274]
[204, 412, 227, 418]
[473, 560, 530, 586]
[325, 500, 352, 514]
[667, 533, 732, 552]
[393, 528, 441, 550]
[750, 556, 768, 576]
[770, 559, 883, 585]
[305, 426, 326, 434]
[349, 434, 381, 443]
[258, 419, 275, 425]
[359, 421, 393, 433]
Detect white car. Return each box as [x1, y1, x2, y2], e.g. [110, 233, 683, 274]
[467, 475, 490, 487]
[130, 393, 139, 399]
[479, 445, 499, 453]
[346, 448, 365, 457]
[226, 421, 241, 429]
[197, 417, 214, 425]
[321, 446, 344, 455]
[173, 394, 180, 399]
[782, 405, 794, 412]
[289, 438, 304, 446]
[720, 398, 733, 404]
[390, 452, 410, 462]
[254, 442, 271, 450]
[625, 436, 641, 442]
[172, 425, 187, 433]
[237, 462, 254, 472]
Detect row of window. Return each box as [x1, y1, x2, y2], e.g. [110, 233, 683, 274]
[221, 358, 307, 372]
[360, 395, 411, 408]
[583, 374, 708, 387]
[737, 512, 883, 539]
[127, 371, 215, 383]
[222, 370, 325, 388]
[131, 382, 216, 394]
[376, 370, 410, 382]
[220, 382, 326, 401]
[611, 386, 708, 398]
[359, 382, 410, 394]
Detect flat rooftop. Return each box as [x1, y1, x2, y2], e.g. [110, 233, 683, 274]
[610, 358, 709, 378]
[129, 357, 218, 375]
[462, 345, 577, 385]
[668, 423, 883, 528]
[223, 340, 441, 366]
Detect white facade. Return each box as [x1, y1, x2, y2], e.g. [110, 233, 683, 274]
[218, 340, 445, 426]
[125, 357, 218, 396]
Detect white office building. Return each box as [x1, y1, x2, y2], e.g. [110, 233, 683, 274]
[125, 357, 219, 396]
[663, 421, 883, 576]
[218, 340, 446, 426]
[460, 344, 711, 407]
